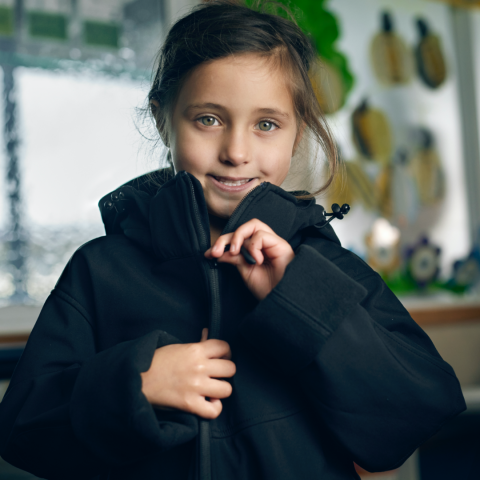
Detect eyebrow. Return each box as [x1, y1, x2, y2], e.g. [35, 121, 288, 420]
[184, 103, 290, 119]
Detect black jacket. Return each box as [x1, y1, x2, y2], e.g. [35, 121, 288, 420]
[0, 169, 466, 480]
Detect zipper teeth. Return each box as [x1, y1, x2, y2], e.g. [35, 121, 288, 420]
[222, 182, 265, 234]
[184, 172, 215, 480]
[185, 172, 208, 250]
[209, 268, 221, 338]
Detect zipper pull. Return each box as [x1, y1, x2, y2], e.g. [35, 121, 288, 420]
[223, 244, 256, 264]
[208, 258, 218, 268]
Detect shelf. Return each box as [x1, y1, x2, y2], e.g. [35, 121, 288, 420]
[401, 294, 480, 326]
[408, 304, 480, 326]
[0, 305, 41, 345]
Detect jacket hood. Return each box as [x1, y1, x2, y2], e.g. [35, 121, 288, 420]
[98, 168, 341, 260]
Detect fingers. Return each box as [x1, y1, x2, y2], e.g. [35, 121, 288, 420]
[229, 220, 275, 257]
[201, 377, 233, 399]
[201, 338, 232, 360]
[205, 233, 234, 258]
[201, 397, 223, 419]
[205, 219, 274, 259]
[195, 381, 230, 420]
[211, 232, 276, 267]
[205, 219, 290, 270]
[205, 358, 236, 378]
[200, 327, 208, 342]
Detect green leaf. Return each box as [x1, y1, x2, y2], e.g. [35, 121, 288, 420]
[245, 0, 355, 107]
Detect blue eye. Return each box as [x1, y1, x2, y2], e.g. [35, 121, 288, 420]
[199, 116, 217, 126]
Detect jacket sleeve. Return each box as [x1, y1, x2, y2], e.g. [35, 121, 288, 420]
[0, 289, 198, 479]
[238, 243, 466, 473]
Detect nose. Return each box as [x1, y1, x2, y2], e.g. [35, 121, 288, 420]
[219, 127, 251, 166]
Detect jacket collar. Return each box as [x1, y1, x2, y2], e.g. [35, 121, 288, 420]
[99, 169, 340, 262]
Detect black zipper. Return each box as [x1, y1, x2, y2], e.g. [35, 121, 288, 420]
[185, 172, 208, 251]
[184, 172, 218, 480]
[184, 173, 267, 480]
[221, 181, 267, 235]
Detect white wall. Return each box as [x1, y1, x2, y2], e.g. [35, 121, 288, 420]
[322, 0, 471, 279]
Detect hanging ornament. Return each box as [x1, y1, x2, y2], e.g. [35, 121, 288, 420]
[310, 59, 345, 115]
[405, 236, 441, 289]
[410, 128, 445, 206]
[328, 158, 378, 211]
[376, 164, 393, 220]
[365, 217, 401, 276]
[351, 99, 393, 164]
[415, 18, 447, 89]
[449, 253, 480, 292]
[370, 11, 413, 86]
[391, 149, 420, 227]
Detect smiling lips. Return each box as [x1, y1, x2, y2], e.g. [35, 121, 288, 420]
[208, 175, 256, 191]
[210, 175, 254, 186]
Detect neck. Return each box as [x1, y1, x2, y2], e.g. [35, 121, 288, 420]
[209, 213, 228, 246]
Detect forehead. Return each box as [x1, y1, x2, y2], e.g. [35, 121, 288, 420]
[174, 53, 295, 117]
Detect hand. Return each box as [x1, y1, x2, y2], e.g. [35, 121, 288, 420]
[140, 328, 236, 420]
[204, 218, 295, 301]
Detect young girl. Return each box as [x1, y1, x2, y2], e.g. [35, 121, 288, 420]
[0, 1, 466, 479]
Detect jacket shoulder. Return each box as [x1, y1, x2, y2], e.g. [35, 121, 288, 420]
[303, 235, 377, 282]
[58, 235, 138, 278]
[67, 234, 138, 261]
[53, 234, 150, 316]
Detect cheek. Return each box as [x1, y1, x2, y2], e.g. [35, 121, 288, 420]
[276, 157, 292, 184]
[260, 141, 293, 184]
[171, 126, 212, 173]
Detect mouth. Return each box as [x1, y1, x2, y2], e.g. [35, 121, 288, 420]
[209, 175, 255, 186]
[207, 174, 257, 192]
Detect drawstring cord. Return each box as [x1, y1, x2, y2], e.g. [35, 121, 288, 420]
[316, 203, 351, 229]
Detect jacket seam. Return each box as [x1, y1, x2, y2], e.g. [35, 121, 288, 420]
[372, 322, 459, 378]
[351, 271, 382, 285]
[52, 288, 94, 328]
[269, 288, 344, 336]
[211, 406, 303, 438]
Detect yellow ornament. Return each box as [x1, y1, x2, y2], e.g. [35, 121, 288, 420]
[310, 59, 345, 115]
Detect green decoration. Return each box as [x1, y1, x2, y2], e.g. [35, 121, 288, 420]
[245, 0, 355, 109]
[84, 21, 120, 49]
[28, 12, 67, 40]
[0, 6, 14, 36]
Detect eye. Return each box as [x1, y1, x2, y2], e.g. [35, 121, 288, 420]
[198, 116, 219, 127]
[257, 120, 278, 132]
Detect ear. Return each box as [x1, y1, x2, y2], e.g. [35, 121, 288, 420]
[293, 121, 306, 155]
[150, 99, 169, 145]
[150, 99, 160, 119]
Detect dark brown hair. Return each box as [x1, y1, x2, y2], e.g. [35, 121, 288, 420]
[148, 0, 338, 199]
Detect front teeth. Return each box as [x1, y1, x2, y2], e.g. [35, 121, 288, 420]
[216, 178, 251, 186]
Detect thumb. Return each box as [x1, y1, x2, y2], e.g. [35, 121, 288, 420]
[200, 327, 208, 342]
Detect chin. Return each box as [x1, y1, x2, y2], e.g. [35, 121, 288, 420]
[204, 194, 236, 218]
[207, 202, 236, 219]
[208, 208, 232, 219]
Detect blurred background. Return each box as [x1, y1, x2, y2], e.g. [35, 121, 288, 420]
[0, 0, 479, 478]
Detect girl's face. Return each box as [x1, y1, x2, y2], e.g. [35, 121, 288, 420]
[169, 53, 302, 219]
